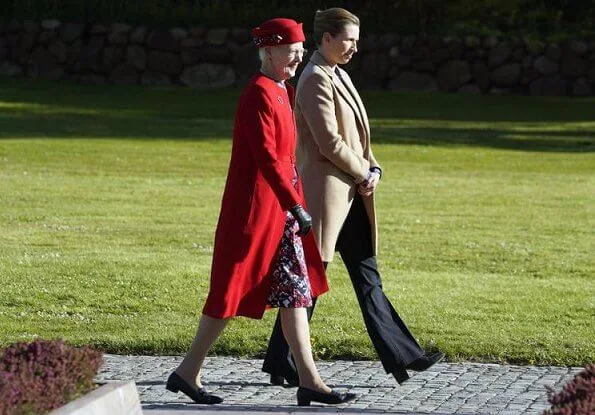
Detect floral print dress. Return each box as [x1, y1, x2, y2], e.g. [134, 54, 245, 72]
[267, 169, 312, 308]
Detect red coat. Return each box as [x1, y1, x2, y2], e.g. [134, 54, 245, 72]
[202, 74, 329, 319]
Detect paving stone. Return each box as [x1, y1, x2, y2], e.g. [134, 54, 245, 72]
[99, 355, 581, 414]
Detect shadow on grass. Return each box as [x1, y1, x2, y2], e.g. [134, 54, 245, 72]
[373, 125, 595, 152]
[1, 76, 594, 152]
[0, 111, 234, 141]
[1, 110, 592, 152]
[361, 89, 595, 123]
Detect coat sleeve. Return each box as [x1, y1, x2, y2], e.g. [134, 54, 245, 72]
[298, 71, 370, 183]
[369, 148, 380, 170]
[240, 86, 301, 211]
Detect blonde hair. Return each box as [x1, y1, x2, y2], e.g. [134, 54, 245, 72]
[313, 8, 360, 46]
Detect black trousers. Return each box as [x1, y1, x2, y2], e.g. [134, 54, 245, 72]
[262, 195, 424, 378]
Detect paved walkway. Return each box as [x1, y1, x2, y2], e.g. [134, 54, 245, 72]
[97, 355, 580, 414]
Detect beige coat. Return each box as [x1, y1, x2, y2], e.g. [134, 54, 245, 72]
[295, 51, 380, 262]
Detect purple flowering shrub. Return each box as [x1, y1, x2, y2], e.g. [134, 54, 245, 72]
[0, 339, 103, 415]
[543, 364, 595, 415]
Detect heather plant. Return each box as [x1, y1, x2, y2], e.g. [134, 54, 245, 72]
[0, 339, 103, 415]
[543, 364, 595, 415]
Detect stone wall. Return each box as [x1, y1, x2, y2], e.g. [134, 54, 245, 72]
[0, 20, 257, 88]
[1, 19, 594, 96]
[349, 34, 595, 97]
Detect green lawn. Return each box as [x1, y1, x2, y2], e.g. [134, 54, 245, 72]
[0, 77, 593, 366]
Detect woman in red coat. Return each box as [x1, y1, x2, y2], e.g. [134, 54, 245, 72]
[165, 18, 356, 407]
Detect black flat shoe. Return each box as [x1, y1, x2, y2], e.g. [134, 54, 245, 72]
[297, 387, 356, 406]
[405, 351, 445, 371]
[270, 373, 299, 387]
[165, 372, 223, 404]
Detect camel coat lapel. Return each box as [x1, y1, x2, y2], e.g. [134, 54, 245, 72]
[337, 69, 372, 143]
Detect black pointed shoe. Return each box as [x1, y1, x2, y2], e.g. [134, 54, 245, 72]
[405, 351, 445, 371]
[297, 387, 356, 406]
[270, 373, 299, 387]
[392, 368, 410, 384]
[165, 372, 223, 404]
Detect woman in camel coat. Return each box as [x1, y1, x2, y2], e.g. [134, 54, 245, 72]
[263, 8, 444, 386]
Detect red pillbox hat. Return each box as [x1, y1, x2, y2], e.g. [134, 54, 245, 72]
[252, 18, 305, 47]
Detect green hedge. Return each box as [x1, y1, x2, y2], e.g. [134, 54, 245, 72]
[1, 0, 594, 38]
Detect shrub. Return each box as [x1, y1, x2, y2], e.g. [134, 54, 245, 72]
[0, 339, 103, 415]
[543, 364, 595, 415]
[0, 0, 594, 38]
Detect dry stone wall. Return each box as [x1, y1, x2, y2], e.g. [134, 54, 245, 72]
[1, 19, 594, 96]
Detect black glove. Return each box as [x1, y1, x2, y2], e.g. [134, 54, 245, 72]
[290, 204, 312, 236]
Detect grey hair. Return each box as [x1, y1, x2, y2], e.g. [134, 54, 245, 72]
[258, 48, 267, 62]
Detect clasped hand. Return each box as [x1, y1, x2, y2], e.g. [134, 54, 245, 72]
[358, 171, 380, 196]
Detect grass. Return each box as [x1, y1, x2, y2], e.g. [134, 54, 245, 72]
[0, 76, 593, 366]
